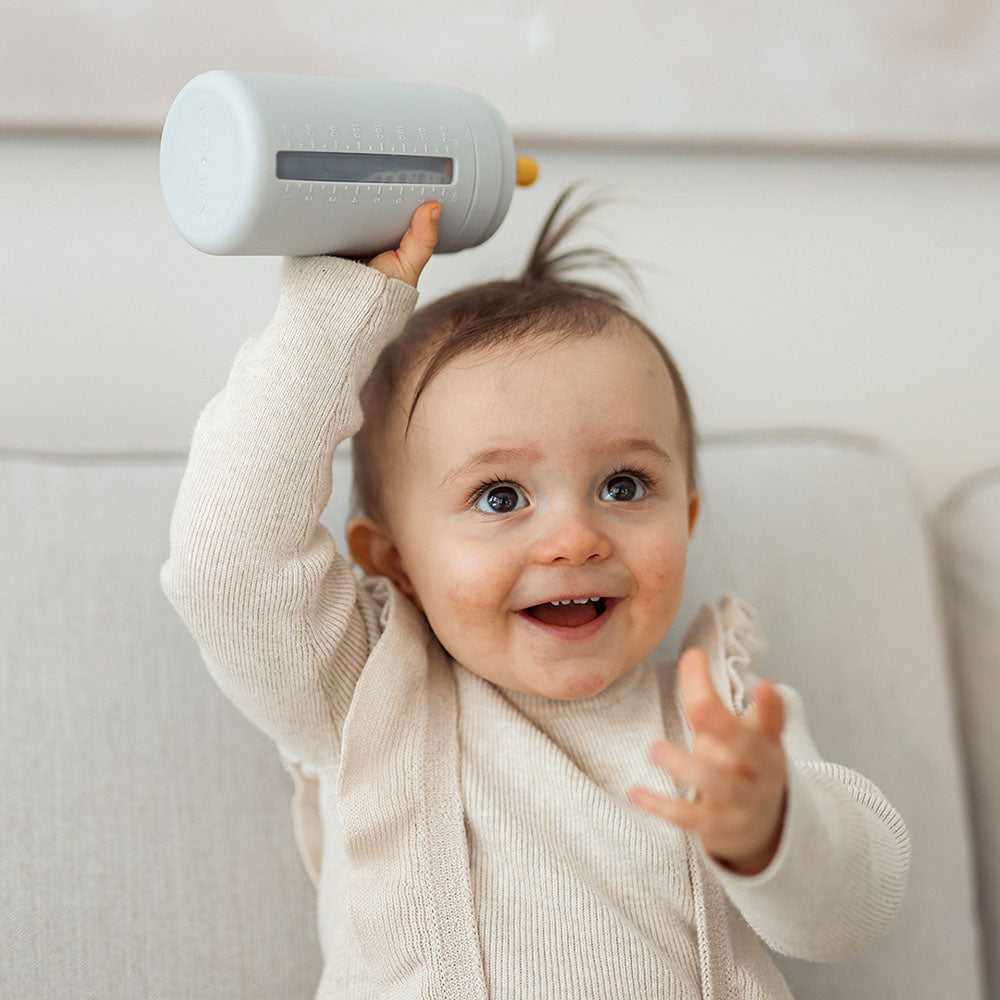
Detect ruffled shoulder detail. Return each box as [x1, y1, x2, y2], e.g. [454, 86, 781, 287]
[718, 594, 766, 674]
[716, 595, 766, 712]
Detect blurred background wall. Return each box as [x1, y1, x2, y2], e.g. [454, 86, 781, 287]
[2, 1, 998, 509]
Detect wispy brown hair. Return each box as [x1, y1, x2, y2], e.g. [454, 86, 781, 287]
[351, 186, 697, 523]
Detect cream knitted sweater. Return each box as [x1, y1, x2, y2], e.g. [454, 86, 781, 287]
[162, 256, 910, 999]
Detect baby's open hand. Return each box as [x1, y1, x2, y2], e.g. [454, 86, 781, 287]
[629, 647, 787, 876]
[366, 201, 441, 288]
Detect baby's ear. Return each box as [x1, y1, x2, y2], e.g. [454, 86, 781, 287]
[346, 516, 420, 606]
[687, 490, 701, 537]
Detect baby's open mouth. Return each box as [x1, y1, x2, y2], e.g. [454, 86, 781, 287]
[523, 597, 609, 628]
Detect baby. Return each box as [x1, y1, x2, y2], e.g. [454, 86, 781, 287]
[162, 192, 909, 999]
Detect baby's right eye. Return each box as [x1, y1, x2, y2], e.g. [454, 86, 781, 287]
[473, 482, 528, 515]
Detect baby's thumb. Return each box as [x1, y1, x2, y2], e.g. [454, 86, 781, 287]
[367, 201, 441, 287]
[395, 201, 441, 284]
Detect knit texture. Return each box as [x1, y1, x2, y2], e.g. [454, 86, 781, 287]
[162, 257, 910, 998]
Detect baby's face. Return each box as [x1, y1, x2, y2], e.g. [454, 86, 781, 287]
[381, 325, 699, 701]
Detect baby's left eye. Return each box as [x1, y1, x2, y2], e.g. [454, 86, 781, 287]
[600, 474, 647, 502]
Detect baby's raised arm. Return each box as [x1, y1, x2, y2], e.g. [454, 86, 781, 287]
[161, 204, 439, 768]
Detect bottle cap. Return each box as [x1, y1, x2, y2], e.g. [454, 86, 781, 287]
[515, 156, 539, 186]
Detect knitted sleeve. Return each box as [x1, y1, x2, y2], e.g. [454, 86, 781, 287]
[160, 256, 418, 768]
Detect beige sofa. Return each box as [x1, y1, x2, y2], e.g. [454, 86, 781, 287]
[2, 430, 996, 998]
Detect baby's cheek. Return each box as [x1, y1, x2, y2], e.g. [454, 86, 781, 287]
[428, 581, 507, 668]
[435, 554, 497, 625]
[643, 540, 688, 604]
[442, 581, 483, 626]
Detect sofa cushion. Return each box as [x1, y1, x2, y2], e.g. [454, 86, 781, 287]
[936, 467, 1000, 1000]
[0, 453, 320, 1000]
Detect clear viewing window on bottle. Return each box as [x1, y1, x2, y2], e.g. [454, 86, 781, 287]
[276, 150, 454, 186]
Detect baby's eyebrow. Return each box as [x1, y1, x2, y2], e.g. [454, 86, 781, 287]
[438, 447, 541, 492]
[604, 437, 674, 466]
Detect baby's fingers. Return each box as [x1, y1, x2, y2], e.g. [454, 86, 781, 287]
[678, 647, 743, 742]
[628, 786, 700, 831]
[745, 679, 785, 743]
[647, 738, 741, 802]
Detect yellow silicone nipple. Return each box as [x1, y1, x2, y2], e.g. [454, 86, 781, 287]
[516, 156, 539, 186]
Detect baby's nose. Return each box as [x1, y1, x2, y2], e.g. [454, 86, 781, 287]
[533, 504, 612, 566]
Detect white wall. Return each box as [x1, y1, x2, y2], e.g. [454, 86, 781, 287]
[1, 131, 998, 509]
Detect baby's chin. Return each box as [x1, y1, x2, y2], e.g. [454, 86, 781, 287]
[503, 662, 636, 702]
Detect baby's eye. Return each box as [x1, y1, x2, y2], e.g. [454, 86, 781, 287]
[600, 473, 647, 502]
[474, 482, 528, 514]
